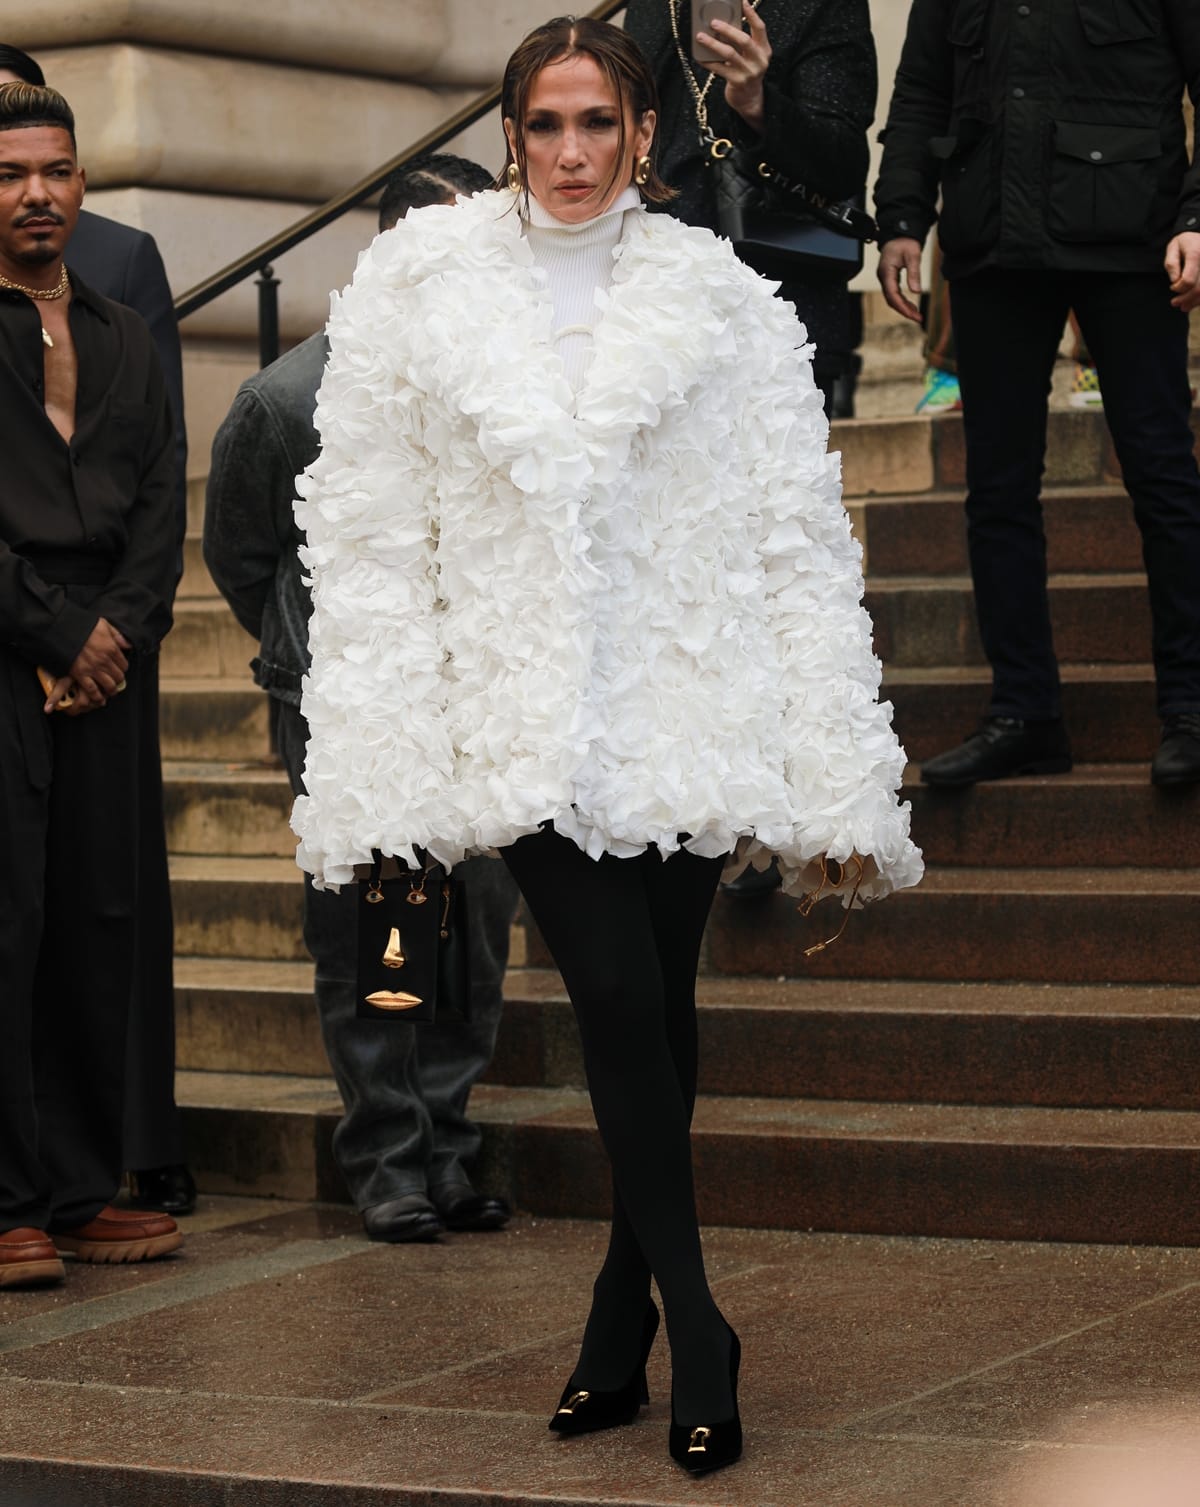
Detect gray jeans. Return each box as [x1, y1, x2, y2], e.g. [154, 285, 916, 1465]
[271, 699, 519, 1210]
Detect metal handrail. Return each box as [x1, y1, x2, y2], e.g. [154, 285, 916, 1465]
[174, 0, 627, 363]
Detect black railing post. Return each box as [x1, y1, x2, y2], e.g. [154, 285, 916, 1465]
[256, 264, 281, 369]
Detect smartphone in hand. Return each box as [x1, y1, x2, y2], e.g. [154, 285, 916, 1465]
[691, 0, 742, 65]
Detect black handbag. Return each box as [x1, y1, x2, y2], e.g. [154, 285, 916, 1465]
[710, 146, 873, 283]
[355, 853, 470, 1023]
[668, 0, 875, 284]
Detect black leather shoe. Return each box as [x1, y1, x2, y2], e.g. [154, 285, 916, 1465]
[128, 1164, 197, 1217]
[362, 1194, 443, 1244]
[429, 1181, 511, 1232]
[721, 857, 782, 898]
[1151, 713, 1200, 787]
[920, 716, 1072, 786]
[669, 1324, 742, 1476]
[550, 1301, 660, 1436]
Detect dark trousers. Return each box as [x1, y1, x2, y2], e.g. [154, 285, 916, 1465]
[271, 699, 519, 1209]
[501, 826, 729, 1415]
[122, 659, 183, 1169]
[0, 644, 144, 1233]
[949, 268, 1200, 721]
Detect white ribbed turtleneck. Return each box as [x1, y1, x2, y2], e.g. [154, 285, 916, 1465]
[523, 186, 643, 394]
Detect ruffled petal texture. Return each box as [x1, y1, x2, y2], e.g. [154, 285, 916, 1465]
[294, 190, 922, 904]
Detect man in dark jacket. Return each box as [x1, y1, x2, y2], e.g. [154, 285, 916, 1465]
[204, 156, 521, 1245]
[0, 82, 182, 1285]
[875, 0, 1200, 786]
[0, 41, 192, 1212]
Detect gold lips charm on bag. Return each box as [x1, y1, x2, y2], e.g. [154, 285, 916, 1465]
[364, 925, 424, 1009]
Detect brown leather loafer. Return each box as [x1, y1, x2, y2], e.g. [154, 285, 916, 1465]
[0, 1227, 66, 1287]
[51, 1206, 183, 1264]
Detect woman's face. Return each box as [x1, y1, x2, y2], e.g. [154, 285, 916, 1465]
[505, 52, 654, 225]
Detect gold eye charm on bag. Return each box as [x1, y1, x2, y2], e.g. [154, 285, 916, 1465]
[407, 868, 430, 906]
[382, 927, 405, 969]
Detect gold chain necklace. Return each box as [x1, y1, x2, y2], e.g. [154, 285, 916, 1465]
[667, 0, 763, 159]
[0, 263, 70, 300]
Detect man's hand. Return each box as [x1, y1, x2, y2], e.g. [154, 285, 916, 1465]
[42, 673, 99, 716]
[701, 1, 772, 135]
[1165, 231, 1200, 312]
[68, 617, 131, 703]
[878, 237, 925, 323]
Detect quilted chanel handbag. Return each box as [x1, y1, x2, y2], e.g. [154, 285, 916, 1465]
[355, 853, 470, 1023]
[669, 0, 875, 284]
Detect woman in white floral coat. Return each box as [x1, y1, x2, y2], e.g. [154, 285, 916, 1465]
[294, 15, 921, 1477]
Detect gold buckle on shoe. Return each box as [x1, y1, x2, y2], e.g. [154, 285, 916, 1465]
[556, 1390, 590, 1416]
[687, 1426, 712, 1455]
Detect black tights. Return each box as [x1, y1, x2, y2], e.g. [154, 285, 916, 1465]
[502, 827, 731, 1423]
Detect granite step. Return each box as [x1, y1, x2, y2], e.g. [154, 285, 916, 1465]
[178, 532, 217, 600]
[904, 764, 1200, 868]
[886, 663, 1159, 764]
[166, 754, 1200, 871]
[859, 486, 1141, 578]
[703, 867, 1200, 986]
[162, 599, 259, 679]
[175, 958, 1200, 1112]
[171, 855, 306, 962]
[164, 759, 294, 857]
[177, 1069, 1200, 1244]
[172, 857, 1200, 984]
[867, 572, 1150, 668]
[159, 659, 1159, 770]
[160, 679, 271, 762]
[834, 406, 1125, 502]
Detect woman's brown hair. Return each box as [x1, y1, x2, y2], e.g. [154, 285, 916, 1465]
[499, 16, 675, 205]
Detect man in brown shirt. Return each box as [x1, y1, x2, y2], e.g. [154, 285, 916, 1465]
[0, 82, 182, 1285]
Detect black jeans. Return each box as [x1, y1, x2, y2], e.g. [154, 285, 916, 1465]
[949, 267, 1200, 721]
[271, 699, 519, 1209]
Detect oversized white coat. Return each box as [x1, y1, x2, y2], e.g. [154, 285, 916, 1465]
[293, 189, 923, 905]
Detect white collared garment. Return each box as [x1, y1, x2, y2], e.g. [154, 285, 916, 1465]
[523, 186, 643, 394]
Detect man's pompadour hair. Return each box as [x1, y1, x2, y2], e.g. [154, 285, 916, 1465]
[0, 81, 76, 149]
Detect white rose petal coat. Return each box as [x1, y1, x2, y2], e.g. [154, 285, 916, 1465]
[293, 190, 923, 904]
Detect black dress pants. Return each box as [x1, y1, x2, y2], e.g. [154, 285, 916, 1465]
[0, 642, 143, 1233]
[949, 267, 1200, 721]
[122, 658, 184, 1169]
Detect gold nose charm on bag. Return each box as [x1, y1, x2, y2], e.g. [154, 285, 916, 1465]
[382, 927, 406, 969]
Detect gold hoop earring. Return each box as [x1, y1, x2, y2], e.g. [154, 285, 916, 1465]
[634, 155, 652, 187]
[506, 162, 522, 193]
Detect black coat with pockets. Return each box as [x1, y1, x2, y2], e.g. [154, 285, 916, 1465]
[874, 0, 1200, 278]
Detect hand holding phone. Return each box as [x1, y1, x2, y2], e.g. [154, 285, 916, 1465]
[691, 0, 742, 65]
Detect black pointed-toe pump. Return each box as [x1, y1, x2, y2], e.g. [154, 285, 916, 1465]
[668, 1325, 742, 1475]
[549, 1301, 660, 1436]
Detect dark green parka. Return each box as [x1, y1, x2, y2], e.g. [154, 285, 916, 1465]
[874, 0, 1200, 278]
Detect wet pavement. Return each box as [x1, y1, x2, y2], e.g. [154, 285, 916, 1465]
[1, 1198, 1199, 1506]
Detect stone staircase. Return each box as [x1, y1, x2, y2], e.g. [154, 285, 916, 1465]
[165, 408, 1200, 1247]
